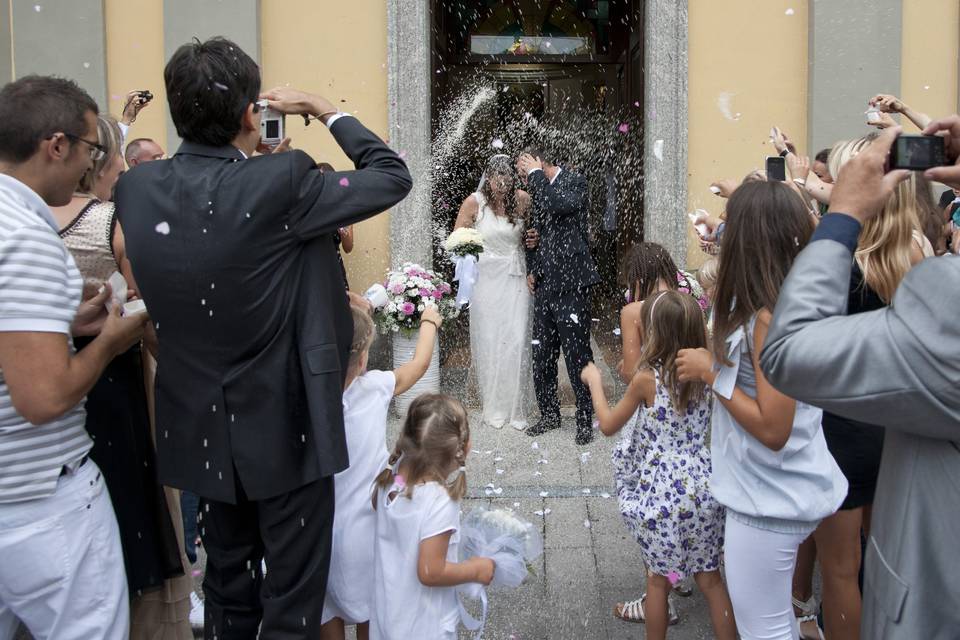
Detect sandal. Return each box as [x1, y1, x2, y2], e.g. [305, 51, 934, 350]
[792, 595, 825, 640]
[673, 579, 693, 597]
[613, 594, 680, 625]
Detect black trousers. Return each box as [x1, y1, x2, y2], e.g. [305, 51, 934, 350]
[532, 286, 594, 427]
[198, 475, 334, 640]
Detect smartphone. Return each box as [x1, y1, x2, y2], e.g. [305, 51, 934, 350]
[765, 156, 786, 181]
[889, 135, 947, 171]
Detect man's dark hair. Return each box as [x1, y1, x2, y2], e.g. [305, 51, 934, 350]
[165, 37, 260, 147]
[521, 144, 553, 165]
[814, 148, 831, 164]
[0, 75, 98, 163]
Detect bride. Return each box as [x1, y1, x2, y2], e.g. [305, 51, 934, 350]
[453, 154, 534, 429]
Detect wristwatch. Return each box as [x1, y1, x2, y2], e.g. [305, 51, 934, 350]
[779, 148, 790, 158]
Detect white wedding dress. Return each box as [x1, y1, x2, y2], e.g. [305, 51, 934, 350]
[468, 192, 534, 429]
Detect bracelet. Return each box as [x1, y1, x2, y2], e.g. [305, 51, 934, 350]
[302, 110, 340, 126]
[779, 148, 790, 158]
[793, 177, 806, 186]
[421, 319, 439, 330]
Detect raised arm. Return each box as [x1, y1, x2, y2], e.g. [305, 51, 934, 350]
[261, 88, 412, 240]
[761, 126, 960, 440]
[392, 306, 441, 396]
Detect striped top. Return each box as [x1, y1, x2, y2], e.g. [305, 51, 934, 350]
[0, 174, 90, 504]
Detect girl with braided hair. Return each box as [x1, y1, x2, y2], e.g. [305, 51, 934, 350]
[370, 393, 496, 640]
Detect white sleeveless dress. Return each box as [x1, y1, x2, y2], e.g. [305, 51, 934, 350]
[469, 192, 533, 429]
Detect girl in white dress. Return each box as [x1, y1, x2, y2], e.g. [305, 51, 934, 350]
[453, 154, 534, 429]
[320, 302, 444, 640]
[370, 393, 496, 640]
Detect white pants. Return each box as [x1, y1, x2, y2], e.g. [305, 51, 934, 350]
[0, 460, 129, 640]
[724, 513, 810, 640]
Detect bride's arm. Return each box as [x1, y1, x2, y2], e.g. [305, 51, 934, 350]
[453, 195, 479, 230]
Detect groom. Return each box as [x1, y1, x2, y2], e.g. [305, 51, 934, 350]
[518, 147, 600, 445]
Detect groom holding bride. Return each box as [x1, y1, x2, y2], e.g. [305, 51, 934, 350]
[518, 146, 600, 445]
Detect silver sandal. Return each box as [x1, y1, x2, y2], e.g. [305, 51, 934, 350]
[613, 594, 680, 625]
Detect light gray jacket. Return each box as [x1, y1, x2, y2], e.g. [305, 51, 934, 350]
[761, 229, 960, 640]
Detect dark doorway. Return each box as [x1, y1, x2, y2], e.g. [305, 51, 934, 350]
[431, 0, 644, 369]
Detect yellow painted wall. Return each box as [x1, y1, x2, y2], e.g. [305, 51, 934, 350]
[261, 0, 391, 290]
[686, 0, 809, 267]
[900, 0, 959, 131]
[104, 0, 168, 152]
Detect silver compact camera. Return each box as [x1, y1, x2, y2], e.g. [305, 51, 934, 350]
[257, 99, 285, 147]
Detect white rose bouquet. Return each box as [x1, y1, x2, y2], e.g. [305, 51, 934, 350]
[443, 227, 484, 259]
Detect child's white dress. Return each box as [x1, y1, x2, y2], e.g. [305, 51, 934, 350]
[322, 370, 394, 625]
[370, 481, 461, 640]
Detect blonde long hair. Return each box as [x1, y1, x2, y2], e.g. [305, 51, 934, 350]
[830, 136, 929, 302]
[78, 115, 123, 194]
[372, 394, 469, 509]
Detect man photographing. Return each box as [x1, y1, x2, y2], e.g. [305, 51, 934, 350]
[115, 37, 411, 638]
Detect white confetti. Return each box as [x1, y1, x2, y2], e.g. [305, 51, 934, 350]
[582, 488, 591, 494]
[494, 456, 503, 462]
[653, 139, 664, 161]
[600, 492, 611, 499]
[493, 487, 503, 495]
[485, 450, 493, 454]
[531, 339, 541, 345]
[569, 313, 579, 324]
[716, 91, 738, 121]
[580, 452, 591, 463]
[154, 221, 171, 235]
[785, 7, 794, 15]
[485, 489, 493, 496]
[534, 510, 544, 516]
[33, 4, 41, 11]
[539, 491, 549, 497]
[513, 502, 520, 507]
[613, 327, 622, 336]
[496, 469, 504, 474]
[924, 85, 931, 90]
[583, 519, 591, 528]
[531, 442, 539, 450]
[491, 138, 504, 149]
[82, 62, 90, 69]
[534, 471, 542, 476]
[544, 508, 551, 515]
[485, 483, 495, 489]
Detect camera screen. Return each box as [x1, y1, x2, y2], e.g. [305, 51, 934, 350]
[265, 120, 280, 139]
[898, 138, 934, 167]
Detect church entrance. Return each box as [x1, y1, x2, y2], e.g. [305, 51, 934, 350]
[430, 0, 645, 401]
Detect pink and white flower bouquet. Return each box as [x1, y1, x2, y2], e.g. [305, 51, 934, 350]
[372, 263, 459, 336]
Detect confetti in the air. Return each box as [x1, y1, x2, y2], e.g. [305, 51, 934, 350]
[618, 123, 630, 134]
[339, 177, 350, 187]
[569, 313, 579, 324]
[613, 327, 622, 336]
[491, 138, 504, 149]
[785, 8, 795, 15]
[154, 222, 170, 235]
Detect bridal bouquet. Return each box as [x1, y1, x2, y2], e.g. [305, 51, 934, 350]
[443, 227, 484, 258]
[371, 263, 459, 336]
[443, 228, 484, 308]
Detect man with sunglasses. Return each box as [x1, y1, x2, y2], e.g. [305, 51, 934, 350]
[0, 75, 148, 639]
[115, 38, 412, 638]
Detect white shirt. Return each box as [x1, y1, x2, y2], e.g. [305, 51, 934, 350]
[371, 481, 461, 640]
[323, 369, 394, 624]
[0, 174, 91, 503]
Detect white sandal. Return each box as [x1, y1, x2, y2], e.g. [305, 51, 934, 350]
[613, 594, 679, 625]
[792, 595, 825, 640]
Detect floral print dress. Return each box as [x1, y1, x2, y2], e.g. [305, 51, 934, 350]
[612, 368, 724, 580]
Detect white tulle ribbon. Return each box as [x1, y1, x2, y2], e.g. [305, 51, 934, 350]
[457, 582, 489, 639]
[453, 254, 479, 308]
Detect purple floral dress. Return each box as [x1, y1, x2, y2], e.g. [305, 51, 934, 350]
[612, 369, 724, 580]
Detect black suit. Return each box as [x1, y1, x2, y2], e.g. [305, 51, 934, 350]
[115, 116, 411, 638]
[526, 168, 599, 431]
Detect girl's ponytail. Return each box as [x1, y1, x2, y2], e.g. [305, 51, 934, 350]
[371, 445, 403, 510]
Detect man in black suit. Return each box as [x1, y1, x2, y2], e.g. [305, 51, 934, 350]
[114, 38, 411, 639]
[518, 147, 600, 445]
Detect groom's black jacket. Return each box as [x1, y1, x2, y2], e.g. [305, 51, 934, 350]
[526, 168, 600, 293]
[115, 117, 411, 503]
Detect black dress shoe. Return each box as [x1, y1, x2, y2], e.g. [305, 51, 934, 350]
[525, 415, 561, 436]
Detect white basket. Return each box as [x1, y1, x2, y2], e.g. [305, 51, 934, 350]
[392, 331, 440, 416]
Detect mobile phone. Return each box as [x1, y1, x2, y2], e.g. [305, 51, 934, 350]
[888, 135, 947, 171]
[765, 156, 786, 181]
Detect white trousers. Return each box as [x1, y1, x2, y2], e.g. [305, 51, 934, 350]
[0, 460, 129, 640]
[724, 512, 809, 640]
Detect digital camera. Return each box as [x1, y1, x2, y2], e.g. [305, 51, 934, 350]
[257, 99, 285, 147]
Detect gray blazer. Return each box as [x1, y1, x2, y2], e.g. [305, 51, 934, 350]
[760, 231, 960, 640]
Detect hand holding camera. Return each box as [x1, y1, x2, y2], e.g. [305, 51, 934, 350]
[259, 87, 338, 122]
[122, 89, 153, 125]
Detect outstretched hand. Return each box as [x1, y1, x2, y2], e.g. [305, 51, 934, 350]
[923, 115, 960, 189]
[829, 126, 910, 224]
